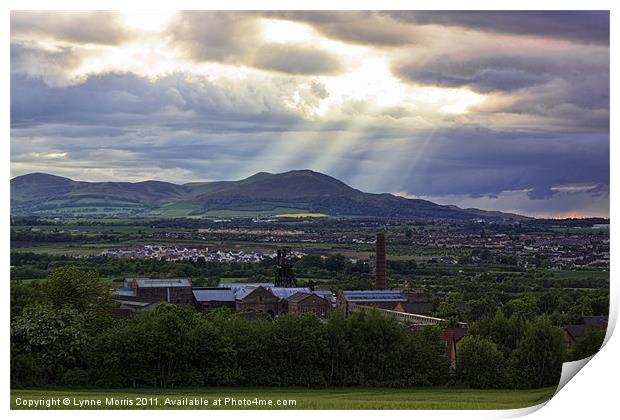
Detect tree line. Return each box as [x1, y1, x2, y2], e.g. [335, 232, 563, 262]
[9, 266, 600, 390]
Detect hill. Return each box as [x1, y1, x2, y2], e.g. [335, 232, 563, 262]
[10, 170, 529, 220]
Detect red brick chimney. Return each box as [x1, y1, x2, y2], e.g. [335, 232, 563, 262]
[375, 233, 387, 289]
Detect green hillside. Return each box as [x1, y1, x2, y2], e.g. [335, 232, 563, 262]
[10, 170, 529, 221]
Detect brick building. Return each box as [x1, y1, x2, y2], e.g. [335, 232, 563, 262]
[192, 288, 236, 312]
[287, 292, 331, 318]
[116, 278, 193, 305]
[236, 286, 281, 315]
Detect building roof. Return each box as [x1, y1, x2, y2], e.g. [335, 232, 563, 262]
[566, 324, 586, 340]
[125, 278, 191, 288]
[219, 282, 274, 293]
[218, 282, 279, 300]
[310, 289, 334, 300]
[193, 288, 236, 302]
[397, 302, 434, 315]
[441, 327, 468, 343]
[287, 291, 330, 304]
[583, 315, 608, 327]
[286, 292, 313, 303]
[269, 287, 312, 300]
[342, 290, 407, 302]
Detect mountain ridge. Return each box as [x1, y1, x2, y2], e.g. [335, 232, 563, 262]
[10, 170, 531, 220]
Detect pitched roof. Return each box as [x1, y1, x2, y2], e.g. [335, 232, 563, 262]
[269, 287, 313, 300]
[583, 315, 608, 327]
[566, 324, 586, 340]
[287, 292, 313, 303]
[397, 302, 434, 315]
[342, 290, 407, 302]
[219, 282, 274, 293]
[287, 291, 329, 304]
[441, 327, 467, 343]
[192, 288, 235, 302]
[125, 278, 191, 288]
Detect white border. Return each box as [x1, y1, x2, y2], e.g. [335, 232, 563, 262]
[2, 2, 616, 420]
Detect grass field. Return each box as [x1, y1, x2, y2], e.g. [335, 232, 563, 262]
[276, 213, 328, 218]
[11, 387, 556, 410]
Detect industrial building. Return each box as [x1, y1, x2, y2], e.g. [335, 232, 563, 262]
[116, 278, 194, 304]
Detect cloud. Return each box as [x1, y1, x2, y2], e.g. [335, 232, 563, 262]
[527, 186, 556, 200]
[251, 43, 342, 75]
[395, 44, 609, 133]
[267, 11, 430, 46]
[166, 11, 344, 75]
[9, 11, 610, 217]
[11, 11, 132, 45]
[399, 56, 553, 93]
[10, 71, 334, 130]
[167, 11, 259, 62]
[419, 187, 609, 218]
[390, 11, 609, 45]
[10, 41, 83, 86]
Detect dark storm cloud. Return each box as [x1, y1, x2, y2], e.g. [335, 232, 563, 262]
[10, 41, 82, 86]
[9, 10, 610, 217]
[10, 72, 317, 130]
[396, 46, 609, 132]
[396, 49, 608, 94]
[167, 11, 343, 75]
[390, 11, 610, 45]
[385, 127, 609, 199]
[11, 11, 132, 45]
[399, 56, 553, 93]
[527, 186, 557, 200]
[266, 11, 429, 46]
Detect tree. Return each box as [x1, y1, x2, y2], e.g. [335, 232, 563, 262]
[570, 327, 606, 361]
[566, 296, 594, 323]
[504, 295, 539, 320]
[467, 294, 501, 321]
[470, 309, 526, 357]
[10, 280, 47, 319]
[401, 326, 450, 386]
[46, 266, 116, 313]
[457, 335, 507, 388]
[11, 305, 87, 386]
[324, 254, 346, 272]
[510, 317, 565, 388]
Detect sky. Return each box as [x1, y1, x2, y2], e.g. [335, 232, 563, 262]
[10, 11, 610, 218]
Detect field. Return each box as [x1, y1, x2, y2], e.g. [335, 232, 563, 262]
[276, 213, 328, 218]
[11, 387, 557, 410]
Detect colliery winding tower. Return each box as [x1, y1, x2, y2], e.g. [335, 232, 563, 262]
[275, 248, 297, 287]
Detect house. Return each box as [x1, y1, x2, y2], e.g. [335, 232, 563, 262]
[235, 286, 280, 315]
[192, 288, 236, 312]
[401, 288, 430, 303]
[583, 315, 608, 328]
[116, 278, 193, 305]
[564, 315, 608, 350]
[112, 295, 161, 317]
[441, 327, 468, 369]
[286, 292, 331, 318]
[564, 325, 586, 350]
[393, 302, 434, 316]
